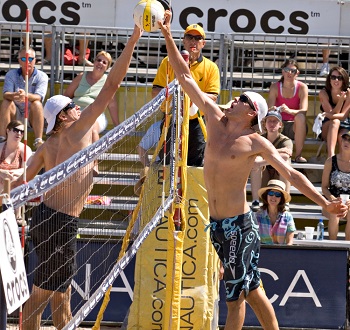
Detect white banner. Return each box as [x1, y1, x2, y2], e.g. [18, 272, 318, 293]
[0, 208, 29, 314]
[0, 0, 350, 36]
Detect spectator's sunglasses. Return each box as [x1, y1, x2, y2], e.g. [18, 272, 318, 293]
[184, 34, 203, 41]
[330, 74, 343, 81]
[19, 57, 35, 62]
[95, 58, 108, 65]
[12, 127, 24, 134]
[267, 191, 282, 198]
[282, 67, 297, 74]
[342, 135, 350, 142]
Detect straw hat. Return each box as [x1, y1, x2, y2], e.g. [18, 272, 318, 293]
[134, 166, 149, 196]
[258, 179, 291, 203]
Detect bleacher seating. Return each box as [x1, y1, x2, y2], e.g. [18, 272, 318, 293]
[1, 24, 347, 239]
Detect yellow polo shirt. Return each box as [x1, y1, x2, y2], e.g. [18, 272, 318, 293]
[153, 54, 220, 119]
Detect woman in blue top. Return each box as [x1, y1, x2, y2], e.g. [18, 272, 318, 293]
[256, 179, 296, 245]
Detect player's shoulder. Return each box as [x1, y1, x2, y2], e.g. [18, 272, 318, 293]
[252, 132, 275, 149]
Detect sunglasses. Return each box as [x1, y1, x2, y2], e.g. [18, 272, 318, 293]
[239, 94, 255, 111]
[12, 127, 24, 134]
[184, 34, 203, 41]
[330, 75, 343, 81]
[342, 135, 350, 142]
[62, 101, 76, 112]
[267, 191, 282, 198]
[95, 58, 108, 65]
[282, 67, 298, 74]
[19, 57, 35, 63]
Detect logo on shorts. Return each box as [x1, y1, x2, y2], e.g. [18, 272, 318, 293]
[229, 231, 238, 264]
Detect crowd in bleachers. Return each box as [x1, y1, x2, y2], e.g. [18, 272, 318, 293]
[1, 28, 350, 242]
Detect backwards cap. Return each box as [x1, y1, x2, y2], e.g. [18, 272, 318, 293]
[44, 95, 72, 134]
[244, 91, 268, 133]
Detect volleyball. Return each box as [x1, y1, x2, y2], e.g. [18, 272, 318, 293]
[133, 0, 165, 32]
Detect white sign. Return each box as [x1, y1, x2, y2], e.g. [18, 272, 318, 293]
[0, 208, 29, 314]
[0, 0, 350, 36]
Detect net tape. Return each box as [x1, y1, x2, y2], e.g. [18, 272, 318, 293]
[10, 80, 177, 209]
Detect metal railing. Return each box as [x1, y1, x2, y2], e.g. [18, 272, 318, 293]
[1, 22, 350, 118]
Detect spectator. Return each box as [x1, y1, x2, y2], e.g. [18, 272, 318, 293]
[268, 58, 309, 163]
[322, 130, 350, 240]
[39, 32, 93, 66]
[0, 120, 32, 224]
[250, 111, 293, 211]
[319, 48, 331, 77]
[256, 179, 295, 245]
[0, 47, 48, 149]
[152, 23, 220, 166]
[319, 66, 350, 157]
[64, 51, 119, 143]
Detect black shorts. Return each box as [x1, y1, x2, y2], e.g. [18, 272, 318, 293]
[208, 211, 261, 301]
[30, 203, 78, 292]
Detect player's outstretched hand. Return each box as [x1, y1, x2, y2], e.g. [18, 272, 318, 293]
[131, 24, 143, 40]
[158, 9, 172, 36]
[325, 197, 348, 218]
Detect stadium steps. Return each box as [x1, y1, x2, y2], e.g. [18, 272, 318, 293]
[91, 156, 326, 219]
[88, 147, 340, 236]
[93, 171, 139, 186]
[20, 130, 329, 235]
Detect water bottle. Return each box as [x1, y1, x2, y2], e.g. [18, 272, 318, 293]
[316, 219, 324, 240]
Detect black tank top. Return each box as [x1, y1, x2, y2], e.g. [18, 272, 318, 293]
[329, 155, 350, 197]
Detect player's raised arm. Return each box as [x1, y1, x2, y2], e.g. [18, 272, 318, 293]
[77, 25, 143, 132]
[259, 137, 348, 217]
[158, 11, 217, 118]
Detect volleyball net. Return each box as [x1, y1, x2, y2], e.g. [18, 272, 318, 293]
[6, 78, 220, 330]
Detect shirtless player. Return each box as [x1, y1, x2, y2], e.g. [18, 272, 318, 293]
[158, 11, 347, 330]
[12, 25, 142, 330]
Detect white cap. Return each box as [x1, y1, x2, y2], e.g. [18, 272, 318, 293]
[44, 95, 72, 134]
[244, 91, 268, 133]
[218, 92, 268, 132]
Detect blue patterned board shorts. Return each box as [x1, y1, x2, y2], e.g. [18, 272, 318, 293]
[31, 203, 78, 292]
[208, 211, 261, 301]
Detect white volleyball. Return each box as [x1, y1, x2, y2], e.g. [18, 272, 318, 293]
[133, 0, 165, 32]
